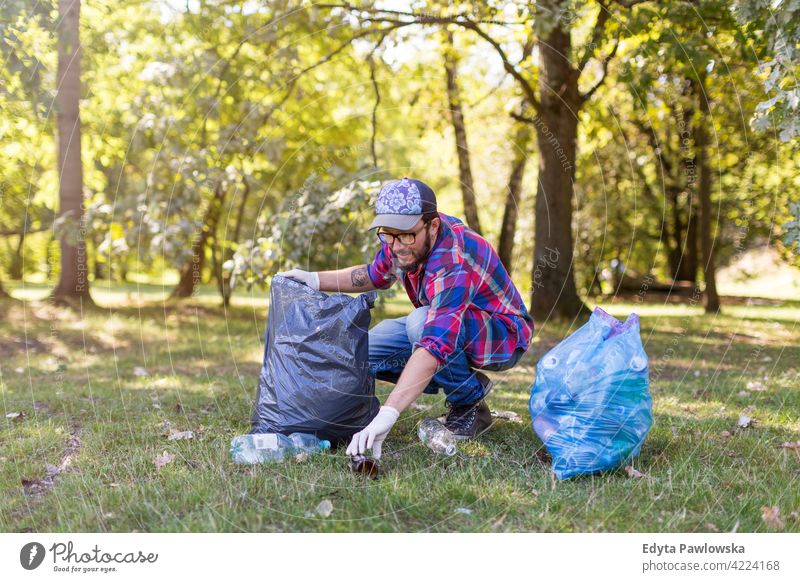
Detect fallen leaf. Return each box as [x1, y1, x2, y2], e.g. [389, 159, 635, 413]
[295, 452, 308, 463]
[737, 391, 750, 398]
[491, 410, 522, 422]
[409, 402, 431, 411]
[761, 505, 785, 530]
[625, 465, 646, 479]
[174, 402, 184, 413]
[152, 402, 161, 410]
[154, 451, 174, 469]
[737, 415, 752, 429]
[746, 381, 767, 391]
[705, 522, 719, 532]
[720, 430, 732, 438]
[315, 499, 333, 517]
[779, 440, 800, 450]
[15, 367, 24, 374]
[109, 483, 119, 488]
[455, 507, 473, 515]
[133, 366, 149, 377]
[5, 412, 25, 421]
[167, 430, 193, 441]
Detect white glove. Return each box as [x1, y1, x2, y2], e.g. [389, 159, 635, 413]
[277, 268, 320, 291]
[346, 406, 400, 460]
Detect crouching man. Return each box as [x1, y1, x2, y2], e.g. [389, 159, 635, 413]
[279, 177, 534, 458]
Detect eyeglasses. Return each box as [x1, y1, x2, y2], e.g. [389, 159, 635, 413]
[376, 222, 427, 246]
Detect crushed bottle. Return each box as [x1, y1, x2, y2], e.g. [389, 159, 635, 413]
[230, 432, 331, 465]
[417, 419, 457, 456]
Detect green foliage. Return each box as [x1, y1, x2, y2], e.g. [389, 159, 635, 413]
[226, 169, 381, 290]
[735, 0, 800, 142]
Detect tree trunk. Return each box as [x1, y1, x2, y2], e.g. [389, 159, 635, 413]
[694, 73, 720, 313]
[215, 177, 252, 307]
[171, 183, 227, 299]
[9, 229, 26, 280]
[443, 31, 481, 235]
[52, 0, 93, 307]
[0, 279, 10, 299]
[531, 16, 587, 320]
[498, 121, 532, 273]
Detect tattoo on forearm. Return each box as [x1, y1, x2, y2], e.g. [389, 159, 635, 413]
[351, 266, 369, 288]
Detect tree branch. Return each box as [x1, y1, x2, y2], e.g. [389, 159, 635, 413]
[577, 2, 610, 73]
[316, 4, 540, 112]
[581, 35, 620, 102]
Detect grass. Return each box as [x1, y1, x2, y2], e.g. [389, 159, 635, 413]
[1, 283, 798, 532]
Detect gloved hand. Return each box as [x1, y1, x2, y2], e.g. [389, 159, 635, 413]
[277, 268, 320, 291]
[346, 406, 400, 460]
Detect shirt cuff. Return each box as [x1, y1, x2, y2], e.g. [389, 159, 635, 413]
[367, 263, 394, 290]
[412, 338, 449, 368]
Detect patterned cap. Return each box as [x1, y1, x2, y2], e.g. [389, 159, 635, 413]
[369, 177, 437, 231]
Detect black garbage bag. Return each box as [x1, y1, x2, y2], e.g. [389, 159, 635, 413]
[250, 275, 380, 443]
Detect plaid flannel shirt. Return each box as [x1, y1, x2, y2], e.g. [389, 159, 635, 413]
[367, 212, 534, 368]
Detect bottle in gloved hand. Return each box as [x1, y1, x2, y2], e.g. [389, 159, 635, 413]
[230, 432, 330, 465]
[418, 419, 457, 456]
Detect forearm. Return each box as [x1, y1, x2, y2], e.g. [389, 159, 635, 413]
[384, 347, 439, 413]
[318, 264, 377, 293]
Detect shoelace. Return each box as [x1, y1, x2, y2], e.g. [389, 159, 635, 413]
[446, 403, 478, 431]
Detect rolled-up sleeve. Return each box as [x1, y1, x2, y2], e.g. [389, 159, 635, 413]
[413, 266, 474, 366]
[366, 244, 397, 289]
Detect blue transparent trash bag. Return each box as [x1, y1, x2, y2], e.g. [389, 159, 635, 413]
[528, 307, 653, 479]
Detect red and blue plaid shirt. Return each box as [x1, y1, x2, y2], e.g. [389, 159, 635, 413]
[367, 212, 534, 368]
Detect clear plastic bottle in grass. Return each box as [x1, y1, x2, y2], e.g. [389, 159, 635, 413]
[417, 419, 457, 456]
[230, 432, 330, 465]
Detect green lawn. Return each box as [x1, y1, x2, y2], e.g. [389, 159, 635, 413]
[1, 284, 798, 532]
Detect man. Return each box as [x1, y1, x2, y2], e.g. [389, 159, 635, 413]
[279, 177, 534, 459]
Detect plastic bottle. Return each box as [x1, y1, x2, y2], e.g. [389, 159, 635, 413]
[230, 432, 330, 465]
[417, 419, 457, 456]
[288, 432, 332, 453]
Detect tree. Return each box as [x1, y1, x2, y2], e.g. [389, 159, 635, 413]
[443, 30, 482, 235]
[52, 0, 94, 306]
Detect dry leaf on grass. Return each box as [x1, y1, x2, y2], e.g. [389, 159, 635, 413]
[746, 381, 767, 392]
[625, 465, 646, 479]
[154, 451, 174, 469]
[409, 402, 431, 411]
[760, 506, 785, 530]
[5, 412, 25, 421]
[737, 415, 752, 429]
[779, 440, 800, 450]
[133, 366, 149, 377]
[491, 410, 522, 422]
[295, 452, 308, 463]
[720, 430, 732, 438]
[315, 499, 333, 517]
[167, 430, 194, 441]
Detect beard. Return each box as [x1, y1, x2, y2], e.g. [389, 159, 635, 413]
[391, 224, 432, 273]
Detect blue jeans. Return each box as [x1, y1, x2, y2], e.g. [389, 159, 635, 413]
[368, 306, 524, 406]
